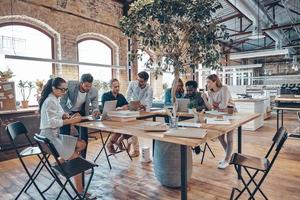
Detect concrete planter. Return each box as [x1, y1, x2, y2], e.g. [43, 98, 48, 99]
[154, 140, 193, 188]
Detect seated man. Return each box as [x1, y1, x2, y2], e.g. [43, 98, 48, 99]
[102, 79, 130, 154]
[184, 80, 207, 111]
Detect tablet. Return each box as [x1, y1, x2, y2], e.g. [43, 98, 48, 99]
[129, 100, 141, 111]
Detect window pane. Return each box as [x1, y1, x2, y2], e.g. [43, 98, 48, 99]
[0, 25, 52, 106]
[78, 40, 112, 83]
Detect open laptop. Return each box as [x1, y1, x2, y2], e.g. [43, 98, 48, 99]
[177, 98, 190, 112]
[81, 100, 117, 121]
[102, 100, 117, 120]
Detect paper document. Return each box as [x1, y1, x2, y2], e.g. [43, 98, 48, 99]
[164, 128, 207, 138]
[206, 118, 231, 125]
[177, 122, 201, 128]
[3, 84, 12, 91]
[205, 110, 227, 115]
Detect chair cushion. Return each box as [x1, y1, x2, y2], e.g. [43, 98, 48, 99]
[52, 157, 97, 178]
[230, 153, 270, 171]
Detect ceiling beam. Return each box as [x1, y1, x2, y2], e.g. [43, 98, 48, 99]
[277, 3, 300, 16]
[217, 13, 241, 23]
[226, 22, 300, 37]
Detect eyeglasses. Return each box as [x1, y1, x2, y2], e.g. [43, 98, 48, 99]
[56, 87, 68, 92]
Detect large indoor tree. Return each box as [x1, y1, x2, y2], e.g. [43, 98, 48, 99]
[120, 0, 227, 112]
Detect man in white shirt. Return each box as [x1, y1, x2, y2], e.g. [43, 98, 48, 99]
[60, 73, 100, 157]
[126, 71, 153, 157]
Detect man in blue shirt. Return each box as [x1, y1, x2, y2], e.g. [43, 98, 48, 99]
[102, 79, 129, 154]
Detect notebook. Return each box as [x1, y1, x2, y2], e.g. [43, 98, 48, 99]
[164, 128, 207, 138]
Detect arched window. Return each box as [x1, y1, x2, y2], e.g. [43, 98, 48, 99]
[0, 24, 53, 105]
[78, 39, 112, 82]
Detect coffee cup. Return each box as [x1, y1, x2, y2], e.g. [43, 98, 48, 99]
[227, 105, 234, 114]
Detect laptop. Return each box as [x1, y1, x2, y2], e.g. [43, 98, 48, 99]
[177, 98, 190, 112]
[102, 100, 117, 120]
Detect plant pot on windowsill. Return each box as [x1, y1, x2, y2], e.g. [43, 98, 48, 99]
[21, 100, 29, 108]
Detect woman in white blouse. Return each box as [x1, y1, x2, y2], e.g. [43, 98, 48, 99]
[39, 77, 86, 194]
[202, 74, 235, 169]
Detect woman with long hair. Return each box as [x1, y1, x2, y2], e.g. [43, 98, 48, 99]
[203, 74, 235, 169]
[39, 77, 86, 194]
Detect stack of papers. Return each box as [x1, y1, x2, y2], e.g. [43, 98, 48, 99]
[205, 110, 227, 115]
[206, 118, 231, 125]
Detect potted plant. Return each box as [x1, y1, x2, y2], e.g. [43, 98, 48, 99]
[35, 79, 44, 102]
[18, 80, 34, 108]
[119, 0, 227, 188]
[0, 68, 14, 82]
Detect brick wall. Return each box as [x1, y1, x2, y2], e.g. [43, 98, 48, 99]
[0, 0, 130, 93]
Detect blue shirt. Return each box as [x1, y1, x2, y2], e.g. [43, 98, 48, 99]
[164, 88, 184, 106]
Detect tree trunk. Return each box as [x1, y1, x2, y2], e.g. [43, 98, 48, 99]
[171, 69, 180, 117]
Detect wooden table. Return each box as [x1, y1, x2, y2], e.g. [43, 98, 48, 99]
[274, 97, 300, 130]
[76, 112, 260, 200]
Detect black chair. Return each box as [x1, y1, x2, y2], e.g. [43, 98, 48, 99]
[6, 121, 54, 200]
[229, 127, 288, 200]
[34, 134, 98, 200]
[93, 131, 132, 170]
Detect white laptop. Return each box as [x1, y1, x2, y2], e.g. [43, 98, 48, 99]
[102, 100, 117, 120]
[177, 98, 190, 112]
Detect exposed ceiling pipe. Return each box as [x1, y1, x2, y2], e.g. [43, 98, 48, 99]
[227, 0, 287, 49]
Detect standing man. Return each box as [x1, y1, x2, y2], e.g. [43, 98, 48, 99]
[60, 73, 100, 157]
[102, 78, 129, 153]
[126, 71, 153, 157]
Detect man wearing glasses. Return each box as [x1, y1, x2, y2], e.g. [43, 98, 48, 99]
[60, 73, 100, 157]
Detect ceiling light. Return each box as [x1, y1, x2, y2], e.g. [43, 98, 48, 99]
[4, 54, 125, 69]
[230, 49, 289, 60]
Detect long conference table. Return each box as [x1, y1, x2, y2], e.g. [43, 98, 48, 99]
[77, 111, 260, 200]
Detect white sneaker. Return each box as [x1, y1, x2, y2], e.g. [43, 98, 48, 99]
[218, 160, 229, 169]
[218, 159, 225, 164]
